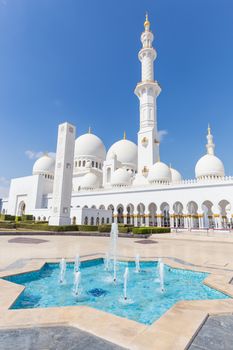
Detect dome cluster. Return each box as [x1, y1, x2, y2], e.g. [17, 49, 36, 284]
[31, 125, 224, 190]
[195, 126, 225, 180]
[195, 154, 224, 180]
[32, 154, 55, 178]
[106, 139, 138, 171]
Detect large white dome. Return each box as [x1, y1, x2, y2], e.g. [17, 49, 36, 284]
[33, 154, 55, 176]
[195, 154, 225, 179]
[170, 167, 182, 183]
[132, 174, 149, 187]
[148, 161, 171, 184]
[80, 172, 100, 190]
[75, 133, 106, 160]
[107, 139, 137, 169]
[111, 168, 132, 186]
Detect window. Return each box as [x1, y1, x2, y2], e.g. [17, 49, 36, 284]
[96, 162, 98, 168]
[101, 217, 105, 224]
[92, 161, 94, 167]
[83, 161, 86, 167]
[91, 217, 94, 225]
[79, 160, 81, 167]
[106, 218, 110, 224]
[84, 216, 88, 225]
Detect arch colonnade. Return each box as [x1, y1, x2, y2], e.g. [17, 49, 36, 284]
[81, 199, 232, 229]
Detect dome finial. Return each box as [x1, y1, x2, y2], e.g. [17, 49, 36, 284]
[123, 131, 126, 140]
[144, 12, 150, 30]
[88, 126, 92, 134]
[206, 125, 215, 156]
[157, 153, 160, 162]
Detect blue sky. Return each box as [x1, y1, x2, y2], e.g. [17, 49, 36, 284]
[0, 0, 233, 196]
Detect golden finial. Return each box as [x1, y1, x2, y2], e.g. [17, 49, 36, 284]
[208, 123, 211, 135]
[88, 126, 92, 134]
[157, 154, 161, 162]
[123, 131, 126, 140]
[144, 12, 150, 30]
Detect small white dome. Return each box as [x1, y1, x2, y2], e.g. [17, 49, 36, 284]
[132, 174, 149, 187]
[75, 133, 106, 160]
[33, 154, 55, 176]
[111, 168, 132, 186]
[107, 139, 137, 169]
[170, 167, 182, 183]
[148, 162, 171, 184]
[80, 172, 99, 190]
[195, 154, 225, 179]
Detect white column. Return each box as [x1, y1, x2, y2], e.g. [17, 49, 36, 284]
[145, 212, 150, 226]
[123, 212, 127, 225]
[157, 215, 162, 227]
[49, 122, 75, 226]
[198, 213, 204, 229]
[170, 213, 174, 228]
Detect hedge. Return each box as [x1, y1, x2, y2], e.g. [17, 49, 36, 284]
[22, 214, 34, 221]
[98, 224, 111, 233]
[0, 222, 16, 229]
[78, 225, 98, 232]
[0, 214, 15, 221]
[132, 227, 171, 234]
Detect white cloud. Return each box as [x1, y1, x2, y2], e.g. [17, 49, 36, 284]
[0, 177, 10, 198]
[25, 150, 56, 160]
[158, 129, 168, 142]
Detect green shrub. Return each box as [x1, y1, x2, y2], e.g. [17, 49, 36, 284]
[132, 227, 171, 234]
[16, 222, 78, 232]
[22, 214, 34, 221]
[118, 226, 131, 233]
[15, 216, 22, 222]
[0, 214, 15, 221]
[0, 221, 16, 229]
[78, 225, 98, 232]
[98, 224, 111, 233]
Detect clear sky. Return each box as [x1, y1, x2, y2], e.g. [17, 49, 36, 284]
[0, 0, 233, 197]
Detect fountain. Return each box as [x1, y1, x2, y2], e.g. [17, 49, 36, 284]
[104, 252, 110, 271]
[123, 267, 129, 300]
[110, 223, 118, 282]
[158, 259, 165, 293]
[135, 254, 140, 273]
[74, 271, 81, 296]
[74, 254, 80, 272]
[59, 258, 66, 284]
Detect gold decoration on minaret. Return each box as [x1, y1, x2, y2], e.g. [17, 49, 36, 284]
[123, 131, 126, 140]
[144, 12, 150, 30]
[88, 126, 92, 134]
[208, 123, 211, 135]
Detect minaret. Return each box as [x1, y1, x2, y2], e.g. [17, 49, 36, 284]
[49, 122, 76, 226]
[206, 124, 215, 155]
[135, 14, 161, 175]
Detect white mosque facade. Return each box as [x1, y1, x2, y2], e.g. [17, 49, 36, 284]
[2, 16, 233, 229]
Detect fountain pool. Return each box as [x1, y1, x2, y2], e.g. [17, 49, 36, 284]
[4, 259, 229, 325]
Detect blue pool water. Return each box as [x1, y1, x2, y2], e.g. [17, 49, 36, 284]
[5, 259, 229, 325]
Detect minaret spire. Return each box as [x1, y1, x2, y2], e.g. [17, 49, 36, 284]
[144, 13, 150, 31]
[206, 124, 215, 155]
[135, 15, 161, 175]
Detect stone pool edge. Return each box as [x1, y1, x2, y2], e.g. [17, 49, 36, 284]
[0, 255, 233, 350]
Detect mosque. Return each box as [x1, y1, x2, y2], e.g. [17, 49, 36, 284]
[2, 15, 233, 230]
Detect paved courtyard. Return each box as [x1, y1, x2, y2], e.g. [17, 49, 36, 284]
[1, 230, 233, 349]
